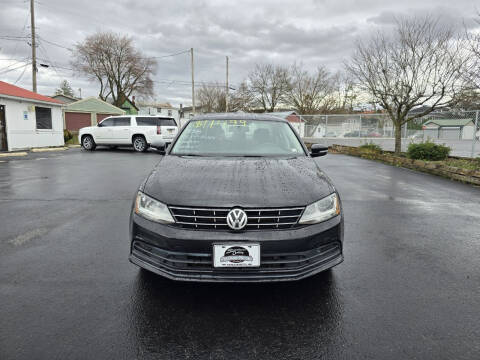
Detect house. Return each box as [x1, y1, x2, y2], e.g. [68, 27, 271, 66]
[119, 97, 139, 115]
[138, 102, 179, 123]
[422, 119, 476, 140]
[64, 97, 125, 132]
[0, 81, 64, 152]
[50, 93, 79, 104]
[268, 111, 305, 137]
[116, 95, 138, 115]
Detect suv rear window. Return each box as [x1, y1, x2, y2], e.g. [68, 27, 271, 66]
[136, 117, 177, 127]
[159, 118, 176, 126]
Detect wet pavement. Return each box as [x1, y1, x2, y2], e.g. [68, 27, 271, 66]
[0, 148, 479, 359]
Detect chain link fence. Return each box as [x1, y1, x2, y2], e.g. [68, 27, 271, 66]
[299, 111, 480, 158]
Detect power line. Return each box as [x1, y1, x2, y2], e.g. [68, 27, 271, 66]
[144, 49, 190, 59]
[0, 37, 29, 42]
[14, 63, 28, 84]
[0, 58, 30, 72]
[0, 35, 30, 39]
[37, 44, 61, 76]
[0, 56, 235, 87]
[0, 62, 31, 75]
[37, 35, 73, 51]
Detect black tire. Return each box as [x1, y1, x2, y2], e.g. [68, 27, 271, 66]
[81, 135, 96, 151]
[132, 136, 148, 152]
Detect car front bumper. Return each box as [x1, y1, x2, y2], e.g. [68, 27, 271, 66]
[129, 213, 344, 282]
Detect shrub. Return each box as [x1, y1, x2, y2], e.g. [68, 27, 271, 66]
[359, 142, 382, 152]
[407, 141, 450, 161]
[64, 129, 73, 143]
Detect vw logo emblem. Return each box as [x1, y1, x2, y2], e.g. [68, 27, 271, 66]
[226, 208, 248, 230]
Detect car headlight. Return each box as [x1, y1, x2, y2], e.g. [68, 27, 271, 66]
[134, 191, 175, 224]
[299, 193, 340, 224]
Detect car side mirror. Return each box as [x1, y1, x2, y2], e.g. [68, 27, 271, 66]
[151, 140, 167, 155]
[310, 144, 328, 157]
[97, 123, 103, 127]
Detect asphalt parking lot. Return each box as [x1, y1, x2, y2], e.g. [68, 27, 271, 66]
[1, 148, 479, 360]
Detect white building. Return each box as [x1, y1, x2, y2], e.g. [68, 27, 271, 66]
[268, 111, 305, 137]
[423, 119, 476, 140]
[0, 81, 64, 151]
[137, 102, 180, 124]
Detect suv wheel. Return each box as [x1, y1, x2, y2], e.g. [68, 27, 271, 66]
[133, 136, 148, 152]
[82, 135, 96, 151]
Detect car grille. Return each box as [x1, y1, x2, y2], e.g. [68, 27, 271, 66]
[131, 240, 342, 281]
[169, 206, 305, 230]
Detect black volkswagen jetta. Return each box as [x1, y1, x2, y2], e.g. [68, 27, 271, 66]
[129, 113, 343, 282]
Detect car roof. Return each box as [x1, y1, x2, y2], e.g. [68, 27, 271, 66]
[103, 115, 175, 119]
[191, 113, 288, 122]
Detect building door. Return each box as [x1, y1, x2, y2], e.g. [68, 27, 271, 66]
[0, 105, 7, 151]
[65, 112, 91, 131]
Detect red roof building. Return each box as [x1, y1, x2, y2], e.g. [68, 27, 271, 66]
[0, 81, 63, 105]
[0, 81, 64, 152]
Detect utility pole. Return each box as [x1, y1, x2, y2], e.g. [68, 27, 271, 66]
[30, 0, 37, 93]
[225, 56, 229, 113]
[190, 48, 195, 114]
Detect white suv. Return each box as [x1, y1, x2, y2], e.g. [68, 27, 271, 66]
[79, 115, 178, 152]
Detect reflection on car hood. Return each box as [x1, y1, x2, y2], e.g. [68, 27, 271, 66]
[142, 156, 335, 208]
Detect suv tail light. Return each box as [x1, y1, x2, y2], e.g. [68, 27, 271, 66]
[157, 126, 162, 135]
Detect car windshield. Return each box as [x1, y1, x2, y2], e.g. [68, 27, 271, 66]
[170, 119, 305, 157]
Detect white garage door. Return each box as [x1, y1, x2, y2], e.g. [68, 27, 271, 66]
[439, 127, 460, 140]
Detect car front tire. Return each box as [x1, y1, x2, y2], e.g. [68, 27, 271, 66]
[81, 135, 96, 151]
[133, 136, 148, 152]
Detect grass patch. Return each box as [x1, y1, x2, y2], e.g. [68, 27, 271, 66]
[443, 158, 480, 171]
[358, 142, 382, 152]
[66, 134, 79, 145]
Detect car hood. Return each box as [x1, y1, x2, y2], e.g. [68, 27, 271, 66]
[142, 156, 335, 208]
[79, 126, 95, 133]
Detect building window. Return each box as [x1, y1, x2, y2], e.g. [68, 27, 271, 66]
[168, 109, 172, 116]
[157, 107, 162, 113]
[35, 107, 52, 129]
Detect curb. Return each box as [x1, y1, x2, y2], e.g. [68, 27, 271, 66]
[0, 152, 28, 158]
[31, 147, 69, 152]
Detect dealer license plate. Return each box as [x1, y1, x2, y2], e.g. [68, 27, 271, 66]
[213, 243, 260, 268]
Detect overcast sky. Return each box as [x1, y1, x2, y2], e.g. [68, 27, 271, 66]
[1, 0, 479, 107]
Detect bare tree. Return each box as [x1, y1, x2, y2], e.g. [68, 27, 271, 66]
[287, 63, 336, 114]
[229, 81, 255, 112]
[331, 72, 360, 113]
[346, 17, 467, 154]
[248, 63, 290, 112]
[196, 83, 226, 113]
[72, 32, 156, 107]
